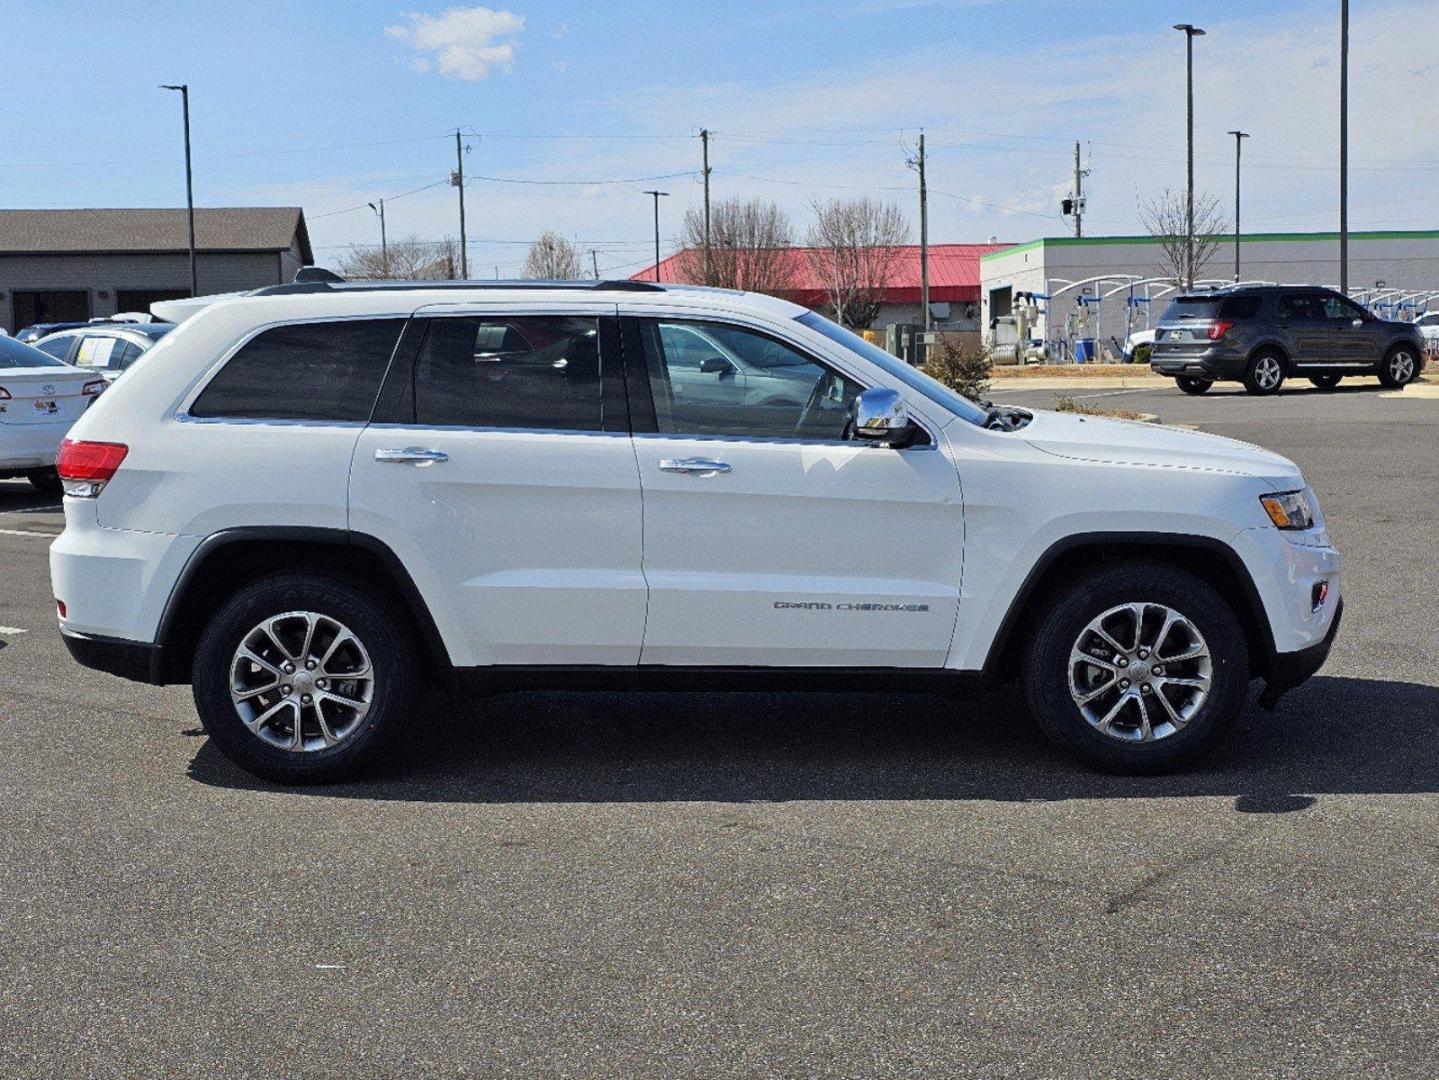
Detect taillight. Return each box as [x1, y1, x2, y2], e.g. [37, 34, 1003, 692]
[1209, 320, 1235, 340]
[82, 379, 107, 397]
[55, 439, 128, 498]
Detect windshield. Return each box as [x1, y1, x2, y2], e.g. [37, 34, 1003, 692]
[796, 311, 990, 426]
[0, 335, 68, 369]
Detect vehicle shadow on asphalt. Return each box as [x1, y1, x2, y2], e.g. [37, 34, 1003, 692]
[186, 674, 1439, 808]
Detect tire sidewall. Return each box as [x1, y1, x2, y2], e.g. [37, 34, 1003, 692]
[1176, 376, 1212, 395]
[192, 573, 414, 783]
[1023, 565, 1250, 773]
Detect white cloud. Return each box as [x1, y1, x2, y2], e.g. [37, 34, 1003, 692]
[386, 6, 525, 81]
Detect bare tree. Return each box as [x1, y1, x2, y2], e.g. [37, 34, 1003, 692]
[522, 231, 584, 279]
[804, 197, 910, 329]
[1139, 189, 1228, 287]
[336, 235, 460, 280]
[672, 198, 796, 295]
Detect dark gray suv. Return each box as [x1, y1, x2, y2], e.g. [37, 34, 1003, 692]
[1149, 285, 1426, 395]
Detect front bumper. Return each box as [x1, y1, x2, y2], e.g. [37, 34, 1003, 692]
[1261, 598, 1343, 706]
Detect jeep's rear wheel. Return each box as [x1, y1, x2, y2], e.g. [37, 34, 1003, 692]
[1022, 563, 1249, 773]
[1378, 345, 1418, 388]
[1242, 352, 1286, 395]
[192, 572, 415, 783]
[1308, 373, 1342, 390]
[1175, 376, 1213, 395]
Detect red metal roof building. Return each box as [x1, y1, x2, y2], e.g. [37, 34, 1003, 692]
[632, 243, 1009, 309]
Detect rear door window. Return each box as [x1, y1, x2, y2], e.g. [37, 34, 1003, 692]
[1277, 294, 1324, 321]
[190, 318, 405, 422]
[412, 315, 603, 431]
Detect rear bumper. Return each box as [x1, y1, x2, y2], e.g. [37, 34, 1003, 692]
[0, 417, 71, 471]
[60, 628, 164, 685]
[1150, 346, 1247, 379]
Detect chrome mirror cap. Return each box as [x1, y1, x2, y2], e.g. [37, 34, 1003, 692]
[850, 387, 915, 445]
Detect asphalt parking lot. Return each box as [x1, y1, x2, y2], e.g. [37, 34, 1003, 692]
[2, 382, 1436, 1078]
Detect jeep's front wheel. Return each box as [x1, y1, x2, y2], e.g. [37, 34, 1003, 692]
[192, 572, 415, 784]
[1022, 563, 1249, 773]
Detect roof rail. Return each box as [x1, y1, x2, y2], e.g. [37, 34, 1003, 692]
[249, 276, 665, 297]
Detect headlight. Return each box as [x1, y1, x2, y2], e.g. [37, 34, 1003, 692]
[1260, 490, 1313, 530]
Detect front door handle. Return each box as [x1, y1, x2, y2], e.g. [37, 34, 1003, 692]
[375, 447, 449, 465]
[659, 457, 731, 475]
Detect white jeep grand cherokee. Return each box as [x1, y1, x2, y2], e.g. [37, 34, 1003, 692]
[50, 278, 1342, 783]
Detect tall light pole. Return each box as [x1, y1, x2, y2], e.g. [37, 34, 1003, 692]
[1339, 0, 1349, 294]
[642, 190, 669, 282]
[1227, 130, 1249, 281]
[452, 130, 468, 279]
[367, 199, 388, 277]
[160, 84, 197, 297]
[1173, 24, 1205, 288]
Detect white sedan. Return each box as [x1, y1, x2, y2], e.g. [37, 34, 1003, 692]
[1414, 312, 1439, 357]
[0, 335, 105, 495]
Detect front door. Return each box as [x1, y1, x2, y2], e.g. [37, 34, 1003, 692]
[1318, 291, 1380, 365]
[349, 307, 647, 668]
[624, 315, 965, 669]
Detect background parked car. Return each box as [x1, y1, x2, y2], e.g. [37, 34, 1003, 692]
[0, 334, 106, 494]
[1150, 285, 1426, 394]
[1414, 311, 1439, 358]
[14, 320, 91, 344]
[33, 322, 174, 382]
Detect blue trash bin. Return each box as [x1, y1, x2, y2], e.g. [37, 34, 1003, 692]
[1074, 338, 1097, 363]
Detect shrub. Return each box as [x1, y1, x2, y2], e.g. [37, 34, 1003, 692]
[1132, 343, 1153, 366]
[923, 338, 993, 401]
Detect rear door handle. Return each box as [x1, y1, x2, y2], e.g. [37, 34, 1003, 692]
[375, 447, 449, 465]
[659, 457, 731, 475]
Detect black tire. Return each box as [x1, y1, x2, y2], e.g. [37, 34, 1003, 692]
[192, 572, 416, 784]
[1378, 345, 1419, 388]
[1308, 374, 1342, 390]
[1175, 376, 1213, 395]
[25, 468, 63, 497]
[1021, 562, 1250, 774]
[1242, 351, 1287, 395]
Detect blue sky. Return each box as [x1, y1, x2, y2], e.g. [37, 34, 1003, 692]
[5, 0, 1436, 275]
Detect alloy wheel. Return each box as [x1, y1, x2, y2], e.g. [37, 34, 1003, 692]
[229, 611, 375, 752]
[1388, 350, 1416, 384]
[1068, 602, 1213, 743]
[1254, 355, 1283, 390]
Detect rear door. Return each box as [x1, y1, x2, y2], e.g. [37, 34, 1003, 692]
[348, 303, 646, 668]
[1275, 292, 1332, 366]
[624, 312, 964, 669]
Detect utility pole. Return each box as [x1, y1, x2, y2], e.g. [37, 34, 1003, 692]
[589, 248, 600, 280]
[700, 128, 713, 284]
[1339, 0, 1349, 294]
[1072, 141, 1087, 238]
[1227, 130, 1249, 281]
[368, 198, 388, 277]
[452, 129, 468, 279]
[917, 131, 929, 331]
[643, 190, 669, 282]
[1173, 24, 1206, 287]
[161, 83, 200, 300]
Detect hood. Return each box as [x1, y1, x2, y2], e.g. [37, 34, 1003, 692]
[1022, 409, 1303, 485]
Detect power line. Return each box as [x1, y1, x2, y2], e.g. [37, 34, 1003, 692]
[310, 178, 449, 219]
[466, 169, 697, 187]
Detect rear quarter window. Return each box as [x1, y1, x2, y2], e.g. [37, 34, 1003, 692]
[189, 319, 405, 422]
[1220, 295, 1263, 319]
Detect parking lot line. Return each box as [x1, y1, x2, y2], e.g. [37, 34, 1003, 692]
[0, 626, 27, 636]
[0, 527, 58, 539]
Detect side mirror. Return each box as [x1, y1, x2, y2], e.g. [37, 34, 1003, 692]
[698, 356, 731, 374]
[849, 387, 916, 447]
